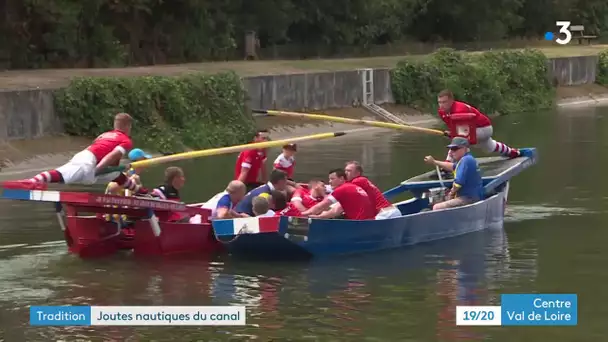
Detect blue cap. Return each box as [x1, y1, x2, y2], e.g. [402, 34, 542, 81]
[128, 148, 152, 161]
[447, 136, 470, 149]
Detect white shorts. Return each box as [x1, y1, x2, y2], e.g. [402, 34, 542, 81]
[56, 150, 120, 184]
[375, 206, 401, 220]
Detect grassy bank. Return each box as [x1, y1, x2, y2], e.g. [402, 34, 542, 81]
[1, 45, 607, 90]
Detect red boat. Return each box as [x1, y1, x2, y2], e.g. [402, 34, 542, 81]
[1, 183, 223, 259]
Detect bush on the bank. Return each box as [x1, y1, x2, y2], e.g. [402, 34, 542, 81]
[53, 72, 256, 154]
[391, 48, 555, 115]
[596, 50, 608, 86]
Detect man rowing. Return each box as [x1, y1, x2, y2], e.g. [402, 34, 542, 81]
[151, 166, 188, 222]
[424, 137, 484, 210]
[344, 161, 401, 219]
[104, 148, 152, 197]
[191, 180, 249, 222]
[437, 90, 521, 161]
[18, 113, 144, 193]
[301, 168, 375, 220]
[234, 169, 288, 216]
[278, 179, 326, 217]
[235, 129, 271, 192]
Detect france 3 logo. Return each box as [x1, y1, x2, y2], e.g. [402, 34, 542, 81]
[544, 21, 572, 45]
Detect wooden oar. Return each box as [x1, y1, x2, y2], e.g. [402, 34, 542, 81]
[97, 131, 347, 175]
[253, 109, 446, 136]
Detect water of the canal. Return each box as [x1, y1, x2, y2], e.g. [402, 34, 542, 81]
[0, 106, 605, 341]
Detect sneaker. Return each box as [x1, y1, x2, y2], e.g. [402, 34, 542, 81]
[518, 148, 534, 158]
[509, 149, 521, 159]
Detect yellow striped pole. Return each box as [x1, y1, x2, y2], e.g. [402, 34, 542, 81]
[253, 109, 445, 136]
[97, 131, 347, 175]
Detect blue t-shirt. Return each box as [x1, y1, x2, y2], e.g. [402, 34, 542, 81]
[234, 183, 272, 216]
[217, 193, 232, 209]
[452, 153, 483, 201]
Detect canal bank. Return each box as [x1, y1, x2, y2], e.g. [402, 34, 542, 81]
[0, 51, 607, 172]
[0, 53, 606, 143]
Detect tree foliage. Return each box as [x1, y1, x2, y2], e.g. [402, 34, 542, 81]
[53, 72, 256, 153]
[391, 49, 555, 115]
[2, 0, 607, 69]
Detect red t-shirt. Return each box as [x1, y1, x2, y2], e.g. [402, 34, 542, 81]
[350, 176, 391, 213]
[438, 101, 491, 129]
[273, 153, 295, 178]
[234, 149, 267, 183]
[327, 183, 375, 220]
[87, 130, 133, 164]
[278, 188, 323, 217]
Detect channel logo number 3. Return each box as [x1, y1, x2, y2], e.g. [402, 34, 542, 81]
[555, 21, 572, 45]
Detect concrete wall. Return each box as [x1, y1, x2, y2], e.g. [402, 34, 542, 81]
[243, 68, 395, 111]
[547, 55, 598, 86]
[0, 89, 62, 140]
[0, 55, 602, 141]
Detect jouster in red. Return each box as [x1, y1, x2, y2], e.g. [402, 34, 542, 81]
[350, 176, 391, 214]
[234, 149, 267, 184]
[327, 183, 375, 220]
[273, 153, 295, 178]
[438, 101, 491, 130]
[88, 130, 133, 165]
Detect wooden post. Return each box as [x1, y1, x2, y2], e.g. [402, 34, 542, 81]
[244, 31, 259, 60]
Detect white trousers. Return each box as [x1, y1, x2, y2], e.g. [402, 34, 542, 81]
[446, 126, 498, 161]
[56, 150, 120, 184]
[375, 206, 401, 220]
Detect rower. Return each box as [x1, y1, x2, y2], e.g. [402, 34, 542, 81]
[192, 180, 249, 222]
[234, 169, 288, 216]
[424, 137, 484, 210]
[23, 113, 144, 193]
[279, 179, 326, 217]
[267, 190, 288, 212]
[104, 148, 152, 197]
[125, 148, 152, 187]
[438, 90, 521, 161]
[101, 148, 151, 225]
[301, 168, 375, 220]
[235, 129, 271, 192]
[252, 196, 275, 217]
[151, 166, 188, 222]
[344, 161, 401, 220]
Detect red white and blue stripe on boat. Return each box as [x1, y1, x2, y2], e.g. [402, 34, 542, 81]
[213, 216, 281, 236]
[0, 188, 189, 212]
[1, 188, 82, 202]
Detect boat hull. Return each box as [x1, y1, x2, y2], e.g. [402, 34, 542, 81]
[63, 214, 224, 259]
[213, 189, 507, 260]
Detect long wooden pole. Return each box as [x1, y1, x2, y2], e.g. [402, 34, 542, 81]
[253, 109, 446, 136]
[97, 131, 347, 175]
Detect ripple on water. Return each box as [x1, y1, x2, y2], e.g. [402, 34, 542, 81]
[0, 248, 66, 304]
[505, 204, 591, 222]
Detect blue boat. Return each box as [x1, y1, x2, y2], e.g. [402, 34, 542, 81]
[211, 148, 538, 260]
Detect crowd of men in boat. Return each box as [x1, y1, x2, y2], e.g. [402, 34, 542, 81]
[14, 89, 525, 222]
